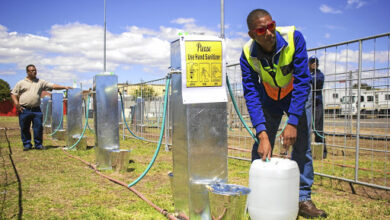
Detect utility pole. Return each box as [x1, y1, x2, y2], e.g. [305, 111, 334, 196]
[104, 0, 107, 72]
[220, 0, 225, 38]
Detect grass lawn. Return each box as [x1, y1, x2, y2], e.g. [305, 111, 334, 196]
[1, 116, 389, 219]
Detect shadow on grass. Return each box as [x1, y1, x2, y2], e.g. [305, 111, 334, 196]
[1, 129, 23, 220]
[317, 176, 390, 201]
[43, 145, 61, 150]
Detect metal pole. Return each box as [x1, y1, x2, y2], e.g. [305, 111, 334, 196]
[220, 0, 224, 38]
[355, 40, 363, 182]
[104, 0, 107, 72]
[165, 81, 170, 151]
[348, 70, 353, 134]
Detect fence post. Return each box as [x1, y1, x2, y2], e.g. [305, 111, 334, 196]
[355, 40, 363, 182]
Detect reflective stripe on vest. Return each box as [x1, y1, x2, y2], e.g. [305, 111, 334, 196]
[243, 26, 296, 100]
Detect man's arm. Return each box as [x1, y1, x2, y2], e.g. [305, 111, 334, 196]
[240, 52, 271, 160]
[240, 52, 266, 135]
[282, 30, 311, 148]
[11, 93, 23, 112]
[52, 84, 72, 90]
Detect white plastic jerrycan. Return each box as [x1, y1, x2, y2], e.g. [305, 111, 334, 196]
[247, 158, 300, 220]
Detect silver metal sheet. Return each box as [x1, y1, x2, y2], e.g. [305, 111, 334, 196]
[187, 102, 228, 220]
[109, 149, 131, 172]
[66, 88, 84, 148]
[170, 39, 181, 70]
[171, 73, 190, 216]
[51, 93, 63, 131]
[171, 73, 228, 219]
[93, 74, 119, 170]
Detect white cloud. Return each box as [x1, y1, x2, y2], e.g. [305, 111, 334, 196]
[0, 20, 246, 87]
[0, 69, 16, 75]
[236, 32, 249, 38]
[171, 18, 195, 25]
[308, 49, 390, 89]
[347, 0, 366, 9]
[325, 33, 331, 39]
[320, 4, 342, 14]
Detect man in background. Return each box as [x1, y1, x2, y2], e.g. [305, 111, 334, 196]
[309, 56, 327, 159]
[11, 64, 71, 151]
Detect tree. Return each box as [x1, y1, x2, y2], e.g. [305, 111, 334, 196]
[0, 79, 11, 101]
[352, 83, 373, 90]
[132, 85, 157, 100]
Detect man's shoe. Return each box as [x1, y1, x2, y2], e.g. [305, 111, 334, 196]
[299, 200, 328, 218]
[23, 148, 31, 151]
[35, 145, 45, 150]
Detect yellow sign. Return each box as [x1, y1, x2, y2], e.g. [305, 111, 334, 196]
[185, 41, 222, 87]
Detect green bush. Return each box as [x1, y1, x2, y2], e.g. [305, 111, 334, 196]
[0, 79, 11, 101]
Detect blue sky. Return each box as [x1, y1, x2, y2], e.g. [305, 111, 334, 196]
[0, 0, 389, 89]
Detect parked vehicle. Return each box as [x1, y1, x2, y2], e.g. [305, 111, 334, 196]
[338, 89, 390, 117]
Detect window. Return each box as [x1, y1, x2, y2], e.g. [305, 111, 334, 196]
[385, 94, 390, 100]
[332, 93, 339, 99]
[367, 96, 374, 102]
[361, 96, 365, 102]
[341, 96, 356, 104]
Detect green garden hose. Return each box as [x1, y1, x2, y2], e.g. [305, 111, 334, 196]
[127, 75, 170, 187]
[226, 76, 288, 141]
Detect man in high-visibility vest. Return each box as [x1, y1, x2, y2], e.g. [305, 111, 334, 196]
[240, 9, 328, 218]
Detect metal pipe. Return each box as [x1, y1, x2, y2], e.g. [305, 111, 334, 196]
[355, 40, 363, 182]
[314, 172, 390, 191]
[220, 0, 225, 39]
[326, 144, 390, 153]
[103, 0, 107, 72]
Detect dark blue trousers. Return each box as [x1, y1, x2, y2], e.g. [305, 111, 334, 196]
[18, 107, 43, 149]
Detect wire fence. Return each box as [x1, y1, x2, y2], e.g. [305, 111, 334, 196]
[118, 78, 171, 150]
[118, 32, 390, 191]
[306, 33, 390, 190]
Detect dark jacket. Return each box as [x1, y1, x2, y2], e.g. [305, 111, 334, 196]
[311, 69, 324, 106]
[240, 30, 311, 135]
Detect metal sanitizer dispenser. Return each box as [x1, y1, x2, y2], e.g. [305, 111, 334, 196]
[66, 88, 87, 150]
[93, 74, 130, 171]
[93, 74, 120, 170]
[170, 35, 228, 219]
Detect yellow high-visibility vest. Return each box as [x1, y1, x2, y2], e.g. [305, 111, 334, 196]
[243, 26, 295, 100]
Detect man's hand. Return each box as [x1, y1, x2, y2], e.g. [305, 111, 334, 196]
[15, 103, 24, 112]
[280, 124, 297, 149]
[257, 131, 272, 161]
[11, 94, 23, 113]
